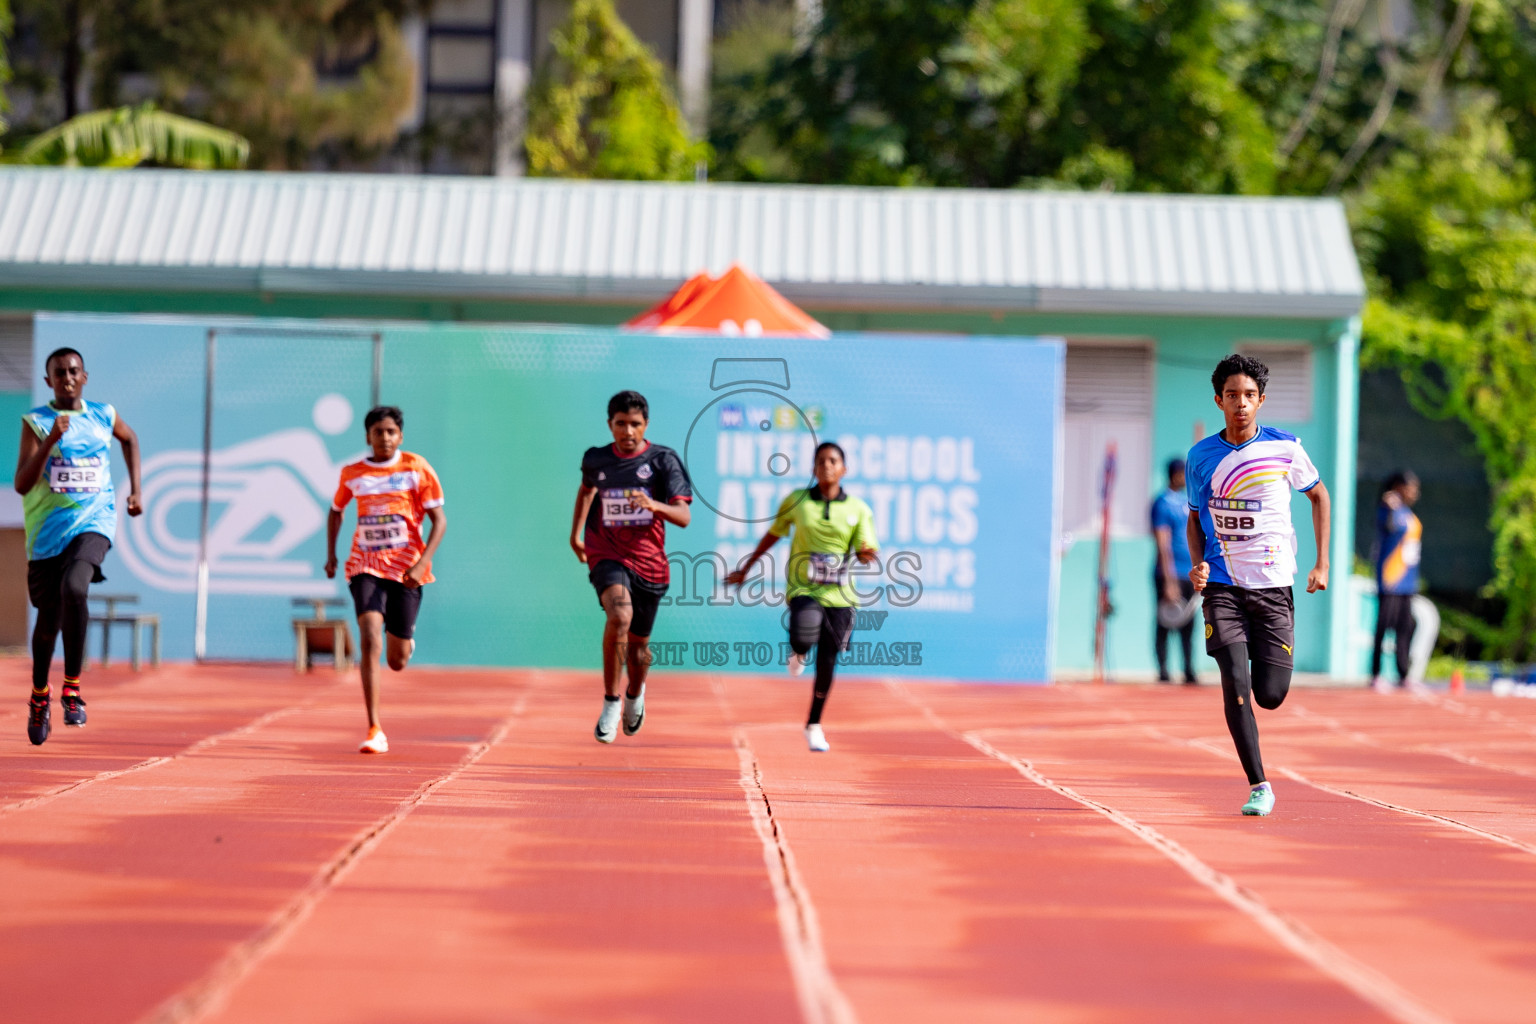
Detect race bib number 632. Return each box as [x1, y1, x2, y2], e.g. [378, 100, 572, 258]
[48, 456, 104, 494]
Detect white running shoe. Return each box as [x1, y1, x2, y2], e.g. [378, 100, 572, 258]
[805, 724, 829, 752]
[622, 685, 645, 736]
[359, 727, 389, 754]
[788, 652, 806, 678]
[595, 698, 621, 743]
[1371, 677, 1394, 694]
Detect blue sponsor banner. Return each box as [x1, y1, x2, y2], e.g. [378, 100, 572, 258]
[35, 314, 1063, 680]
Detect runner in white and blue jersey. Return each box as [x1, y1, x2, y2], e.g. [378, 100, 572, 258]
[1186, 354, 1330, 817]
[13, 348, 143, 746]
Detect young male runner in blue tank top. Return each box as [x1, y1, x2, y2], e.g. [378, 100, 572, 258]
[13, 348, 143, 745]
[1186, 354, 1330, 817]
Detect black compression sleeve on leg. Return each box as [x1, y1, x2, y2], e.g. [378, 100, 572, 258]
[31, 602, 60, 690]
[788, 595, 821, 656]
[60, 557, 94, 680]
[1215, 643, 1266, 785]
[806, 605, 850, 726]
[1251, 659, 1292, 710]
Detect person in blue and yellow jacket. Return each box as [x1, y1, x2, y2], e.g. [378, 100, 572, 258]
[1372, 471, 1422, 690]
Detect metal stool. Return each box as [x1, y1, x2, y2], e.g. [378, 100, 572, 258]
[88, 594, 162, 671]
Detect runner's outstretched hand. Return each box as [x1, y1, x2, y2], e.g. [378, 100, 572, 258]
[126, 492, 143, 516]
[404, 560, 429, 588]
[570, 534, 587, 564]
[1306, 566, 1329, 594]
[1189, 561, 1210, 592]
[324, 554, 338, 579]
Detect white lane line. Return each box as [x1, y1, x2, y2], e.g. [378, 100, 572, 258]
[139, 691, 530, 1024]
[0, 696, 332, 820]
[732, 729, 859, 1024]
[882, 681, 1451, 1024]
[1153, 728, 1536, 860]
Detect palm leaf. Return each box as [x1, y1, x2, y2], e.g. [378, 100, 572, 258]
[12, 104, 250, 170]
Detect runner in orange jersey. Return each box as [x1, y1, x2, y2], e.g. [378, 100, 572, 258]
[325, 406, 446, 754]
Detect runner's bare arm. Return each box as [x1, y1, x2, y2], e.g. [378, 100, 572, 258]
[14, 417, 68, 495]
[405, 506, 446, 587]
[725, 532, 782, 587]
[571, 483, 596, 563]
[1186, 511, 1209, 591]
[1305, 481, 1331, 594]
[112, 415, 144, 516]
[1154, 525, 1180, 600]
[324, 509, 343, 579]
[628, 491, 691, 528]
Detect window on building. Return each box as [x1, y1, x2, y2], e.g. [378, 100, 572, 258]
[1061, 342, 1153, 540]
[427, 0, 498, 94]
[1236, 343, 1313, 422]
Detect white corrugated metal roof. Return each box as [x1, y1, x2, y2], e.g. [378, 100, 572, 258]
[0, 168, 1365, 318]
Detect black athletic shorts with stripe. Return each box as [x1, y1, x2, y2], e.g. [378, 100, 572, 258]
[1201, 582, 1294, 666]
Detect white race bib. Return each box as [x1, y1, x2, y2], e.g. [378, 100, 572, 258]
[48, 457, 105, 494]
[806, 552, 849, 585]
[357, 514, 409, 551]
[601, 487, 654, 528]
[1209, 497, 1262, 542]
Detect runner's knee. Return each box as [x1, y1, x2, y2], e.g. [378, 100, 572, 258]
[386, 641, 412, 671]
[1251, 660, 1291, 709]
[61, 560, 93, 605]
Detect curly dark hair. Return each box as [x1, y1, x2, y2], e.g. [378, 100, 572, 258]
[1211, 354, 1269, 396]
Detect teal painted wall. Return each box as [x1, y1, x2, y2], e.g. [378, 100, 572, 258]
[0, 392, 30, 484]
[3, 286, 1358, 677]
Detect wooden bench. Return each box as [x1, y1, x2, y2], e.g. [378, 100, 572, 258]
[88, 594, 161, 671]
[292, 598, 353, 673]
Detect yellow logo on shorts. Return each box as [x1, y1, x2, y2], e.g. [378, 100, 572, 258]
[1205, 624, 1214, 639]
[1281, 643, 1293, 656]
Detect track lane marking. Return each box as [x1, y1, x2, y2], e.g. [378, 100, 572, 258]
[138, 688, 532, 1024]
[1151, 728, 1536, 859]
[709, 673, 857, 1024]
[886, 680, 1452, 1024]
[732, 729, 859, 1024]
[0, 688, 343, 820]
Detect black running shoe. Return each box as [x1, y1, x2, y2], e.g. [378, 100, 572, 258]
[62, 688, 86, 728]
[27, 694, 51, 746]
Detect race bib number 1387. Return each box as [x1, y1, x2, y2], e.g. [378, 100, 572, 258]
[601, 488, 653, 528]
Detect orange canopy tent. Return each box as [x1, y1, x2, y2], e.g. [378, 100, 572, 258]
[623, 263, 831, 338]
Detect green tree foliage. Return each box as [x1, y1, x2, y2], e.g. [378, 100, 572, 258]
[6, 0, 418, 168]
[525, 0, 707, 180]
[1355, 108, 1536, 656]
[713, 0, 1277, 189]
[9, 102, 249, 168]
[0, 0, 10, 136]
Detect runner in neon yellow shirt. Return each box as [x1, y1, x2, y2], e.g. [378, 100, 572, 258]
[727, 442, 878, 752]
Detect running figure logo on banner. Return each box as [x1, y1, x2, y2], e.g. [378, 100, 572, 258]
[115, 394, 361, 596]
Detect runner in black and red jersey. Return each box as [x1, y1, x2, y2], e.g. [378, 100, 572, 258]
[570, 391, 693, 744]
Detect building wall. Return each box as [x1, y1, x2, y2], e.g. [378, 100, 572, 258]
[0, 287, 1357, 676]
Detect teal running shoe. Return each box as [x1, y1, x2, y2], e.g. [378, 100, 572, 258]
[1242, 785, 1275, 816]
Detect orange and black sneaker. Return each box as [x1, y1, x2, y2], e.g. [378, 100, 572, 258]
[27, 691, 51, 746]
[61, 685, 87, 728]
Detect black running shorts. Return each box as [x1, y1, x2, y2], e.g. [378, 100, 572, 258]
[349, 573, 423, 640]
[27, 532, 110, 609]
[588, 558, 668, 638]
[1201, 582, 1294, 665]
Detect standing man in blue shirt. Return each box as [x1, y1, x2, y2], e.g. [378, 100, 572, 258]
[1151, 458, 1198, 684]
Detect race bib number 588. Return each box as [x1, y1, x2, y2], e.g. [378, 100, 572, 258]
[1209, 497, 1262, 541]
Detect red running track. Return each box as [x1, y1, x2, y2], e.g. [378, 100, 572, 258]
[1, 661, 1533, 1023]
